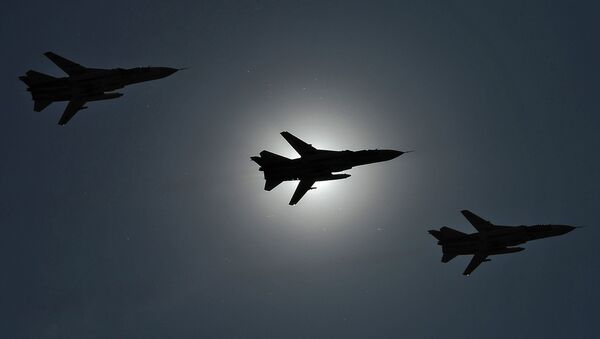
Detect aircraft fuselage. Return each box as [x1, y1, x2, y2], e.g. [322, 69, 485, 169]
[438, 224, 575, 256]
[429, 210, 577, 275]
[25, 67, 177, 102]
[251, 131, 408, 205]
[261, 149, 402, 181]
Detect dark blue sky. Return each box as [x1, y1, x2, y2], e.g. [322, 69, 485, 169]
[2, 1, 599, 338]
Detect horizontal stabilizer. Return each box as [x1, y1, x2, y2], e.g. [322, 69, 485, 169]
[440, 226, 467, 239]
[19, 70, 57, 87]
[264, 179, 283, 191]
[251, 151, 291, 167]
[260, 150, 290, 162]
[441, 253, 457, 263]
[429, 227, 467, 243]
[34, 100, 52, 112]
[250, 156, 263, 166]
[428, 230, 443, 241]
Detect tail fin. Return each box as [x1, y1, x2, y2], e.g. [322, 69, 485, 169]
[19, 70, 57, 87]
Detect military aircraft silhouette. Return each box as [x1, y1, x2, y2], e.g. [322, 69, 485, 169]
[19, 52, 180, 125]
[251, 131, 411, 205]
[429, 210, 577, 275]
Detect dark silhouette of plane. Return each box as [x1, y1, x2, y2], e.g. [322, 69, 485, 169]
[251, 131, 411, 205]
[429, 210, 577, 276]
[19, 52, 180, 125]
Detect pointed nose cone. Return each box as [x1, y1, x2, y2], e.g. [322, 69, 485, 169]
[390, 150, 403, 159]
[554, 225, 577, 235]
[146, 67, 179, 80]
[159, 67, 179, 77]
[384, 150, 409, 160]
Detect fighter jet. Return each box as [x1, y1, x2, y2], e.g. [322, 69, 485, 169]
[429, 210, 577, 276]
[251, 131, 410, 205]
[19, 52, 180, 125]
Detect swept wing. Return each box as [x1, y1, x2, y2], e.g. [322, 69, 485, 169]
[59, 100, 87, 125]
[280, 131, 317, 157]
[44, 52, 87, 75]
[461, 210, 494, 232]
[289, 179, 316, 205]
[463, 252, 489, 276]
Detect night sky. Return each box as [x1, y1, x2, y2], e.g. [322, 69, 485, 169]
[2, 1, 599, 338]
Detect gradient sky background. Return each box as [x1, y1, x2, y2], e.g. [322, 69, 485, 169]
[1, 1, 599, 338]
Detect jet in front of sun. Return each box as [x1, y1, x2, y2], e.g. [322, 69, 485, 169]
[429, 210, 578, 276]
[251, 131, 411, 205]
[19, 52, 181, 125]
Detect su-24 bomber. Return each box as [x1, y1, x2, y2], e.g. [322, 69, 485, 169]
[251, 131, 411, 205]
[429, 210, 578, 276]
[19, 53, 580, 276]
[19, 52, 181, 125]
